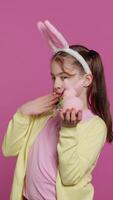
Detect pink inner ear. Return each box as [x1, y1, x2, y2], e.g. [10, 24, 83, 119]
[43, 22, 66, 49]
[44, 21, 68, 49]
[37, 22, 57, 51]
[37, 20, 69, 52]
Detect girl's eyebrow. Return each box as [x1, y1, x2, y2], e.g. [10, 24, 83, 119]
[50, 72, 69, 76]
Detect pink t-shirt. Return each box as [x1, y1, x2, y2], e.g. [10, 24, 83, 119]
[23, 112, 61, 200]
[22, 109, 95, 200]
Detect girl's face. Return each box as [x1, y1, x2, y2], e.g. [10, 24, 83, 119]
[50, 59, 85, 96]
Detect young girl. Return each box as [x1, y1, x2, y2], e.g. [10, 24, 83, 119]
[2, 20, 113, 200]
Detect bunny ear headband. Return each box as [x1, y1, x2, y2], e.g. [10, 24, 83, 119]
[37, 20, 92, 75]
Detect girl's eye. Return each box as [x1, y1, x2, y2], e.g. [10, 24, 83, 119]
[61, 76, 68, 80]
[51, 77, 55, 81]
[51, 76, 68, 81]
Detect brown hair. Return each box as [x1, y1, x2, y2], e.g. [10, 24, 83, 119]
[51, 44, 113, 144]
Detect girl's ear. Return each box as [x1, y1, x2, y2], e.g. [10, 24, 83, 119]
[83, 74, 93, 87]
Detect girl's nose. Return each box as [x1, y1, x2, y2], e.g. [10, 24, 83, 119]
[54, 86, 64, 95]
[53, 79, 64, 94]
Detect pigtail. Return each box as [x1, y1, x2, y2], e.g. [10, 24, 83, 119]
[87, 50, 113, 143]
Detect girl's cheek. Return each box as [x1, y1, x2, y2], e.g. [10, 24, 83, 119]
[76, 86, 84, 97]
[73, 79, 85, 96]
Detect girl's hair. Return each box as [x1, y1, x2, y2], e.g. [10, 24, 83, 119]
[51, 44, 113, 144]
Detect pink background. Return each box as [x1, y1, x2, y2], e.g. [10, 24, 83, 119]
[0, 1, 113, 199]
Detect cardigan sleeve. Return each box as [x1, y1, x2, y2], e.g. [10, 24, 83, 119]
[2, 110, 33, 157]
[57, 117, 107, 186]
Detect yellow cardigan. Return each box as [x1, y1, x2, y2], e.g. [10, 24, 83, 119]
[2, 110, 107, 200]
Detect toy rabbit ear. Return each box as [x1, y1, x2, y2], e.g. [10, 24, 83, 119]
[37, 20, 69, 53]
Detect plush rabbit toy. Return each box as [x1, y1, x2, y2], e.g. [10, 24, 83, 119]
[61, 78, 84, 112]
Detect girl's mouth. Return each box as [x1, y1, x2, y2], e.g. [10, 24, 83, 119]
[56, 90, 65, 97]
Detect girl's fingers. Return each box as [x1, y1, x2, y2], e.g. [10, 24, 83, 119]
[60, 110, 65, 121]
[38, 94, 52, 101]
[41, 93, 60, 102]
[45, 98, 59, 107]
[42, 105, 56, 114]
[77, 110, 82, 121]
[70, 108, 77, 122]
[50, 97, 60, 103]
[65, 109, 71, 122]
[60, 109, 72, 123]
[42, 96, 57, 103]
[60, 108, 82, 126]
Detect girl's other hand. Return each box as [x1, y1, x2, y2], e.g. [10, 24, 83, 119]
[17, 93, 60, 116]
[59, 108, 82, 127]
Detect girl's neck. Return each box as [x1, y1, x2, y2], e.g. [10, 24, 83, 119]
[81, 108, 96, 122]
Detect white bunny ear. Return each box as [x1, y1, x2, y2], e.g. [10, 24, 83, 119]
[37, 20, 69, 52]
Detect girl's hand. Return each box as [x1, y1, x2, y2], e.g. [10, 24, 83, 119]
[59, 108, 82, 127]
[17, 93, 60, 116]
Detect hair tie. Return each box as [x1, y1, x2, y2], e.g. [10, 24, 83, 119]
[89, 50, 96, 57]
